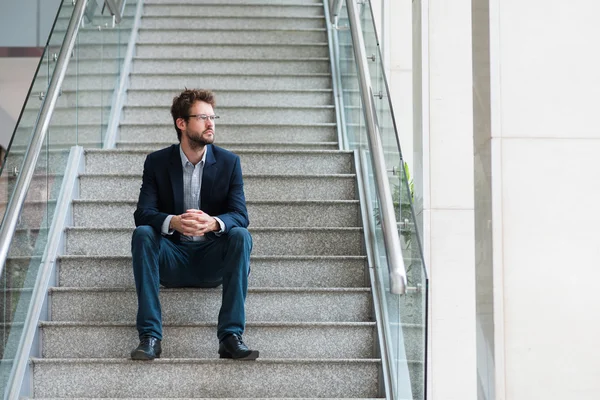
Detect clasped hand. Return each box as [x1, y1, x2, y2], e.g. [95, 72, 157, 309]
[171, 209, 218, 237]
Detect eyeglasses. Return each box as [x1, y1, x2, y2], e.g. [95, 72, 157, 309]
[186, 114, 220, 122]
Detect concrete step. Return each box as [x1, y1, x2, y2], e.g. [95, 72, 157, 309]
[131, 59, 331, 76]
[84, 149, 353, 175]
[49, 287, 372, 322]
[141, 16, 326, 30]
[78, 174, 356, 201]
[31, 358, 379, 398]
[54, 255, 367, 288]
[72, 199, 360, 228]
[40, 321, 375, 359]
[143, 4, 324, 18]
[64, 227, 364, 256]
[121, 105, 335, 125]
[129, 73, 331, 91]
[135, 43, 328, 59]
[138, 28, 327, 44]
[116, 141, 339, 151]
[118, 123, 337, 143]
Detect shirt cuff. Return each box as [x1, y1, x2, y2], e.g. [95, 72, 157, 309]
[214, 217, 225, 236]
[162, 215, 175, 235]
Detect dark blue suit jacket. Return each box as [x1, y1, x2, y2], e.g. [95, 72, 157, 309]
[133, 144, 249, 243]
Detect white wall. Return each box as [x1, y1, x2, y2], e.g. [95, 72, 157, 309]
[413, 0, 477, 399]
[480, 1, 600, 399]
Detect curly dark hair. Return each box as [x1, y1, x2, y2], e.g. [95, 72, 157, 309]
[170, 89, 216, 142]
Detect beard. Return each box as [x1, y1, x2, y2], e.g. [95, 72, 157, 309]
[186, 129, 214, 150]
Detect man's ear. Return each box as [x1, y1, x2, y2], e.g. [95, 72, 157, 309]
[176, 117, 186, 132]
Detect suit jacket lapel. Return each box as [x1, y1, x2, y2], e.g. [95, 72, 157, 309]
[201, 145, 217, 209]
[169, 145, 184, 215]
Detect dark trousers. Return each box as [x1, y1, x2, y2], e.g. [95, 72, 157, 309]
[131, 225, 252, 342]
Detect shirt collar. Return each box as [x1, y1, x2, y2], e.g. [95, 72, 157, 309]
[179, 144, 207, 168]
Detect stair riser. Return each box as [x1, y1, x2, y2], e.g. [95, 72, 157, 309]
[50, 290, 372, 322]
[118, 124, 337, 143]
[138, 30, 327, 44]
[136, 44, 328, 59]
[79, 175, 356, 201]
[65, 229, 363, 256]
[42, 325, 375, 359]
[56, 257, 367, 288]
[33, 361, 379, 398]
[132, 60, 331, 76]
[84, 151, 353, 175]
[73, 202, 359, 228]
[143, 5, 324, 18]
[121, 107, 335, 125]
[142, 16, 325, 30]
[129, 74, 331, 91]
[117, 143, 339, 151]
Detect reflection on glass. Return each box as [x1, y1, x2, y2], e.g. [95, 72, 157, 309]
[334, 1, 428, 399]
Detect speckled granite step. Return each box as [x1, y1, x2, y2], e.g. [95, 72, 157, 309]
[128, 73, 331, 90]
[78, 174, 357, 201]
[142, 4, 324, 18]
[72, 200, 360, 228]
[31, 358, 379, 398]
[40, 321, 375, 359]
[141, 15, 326, 30]
[135, 44, 329, 59]
[54, 255, 367, 288]
[131, 60, 331, 76]
[137, 29, 327, 44]
[49, 287, 372, 323]
[84, 149, 353, 175]
[125, 88, 333, 107]
[64, 227, 364, 256]
[121, 105, 335, 125]
[116, 141, 339, 151]
[118, 123, 337, 143]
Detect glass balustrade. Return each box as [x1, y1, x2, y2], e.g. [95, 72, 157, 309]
[0, 0, 131, 394]
[333, 1, 429, 399]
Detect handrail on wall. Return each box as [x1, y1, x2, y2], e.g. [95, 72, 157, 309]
[344, 0, 407, 295]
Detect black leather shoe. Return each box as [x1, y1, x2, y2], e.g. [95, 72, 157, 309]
[218, 334, 259, 360]
[131, 335, 162, 360]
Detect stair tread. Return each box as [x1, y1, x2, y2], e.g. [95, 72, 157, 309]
[31, 357, 380, 364]
[40, 321, 376, 327]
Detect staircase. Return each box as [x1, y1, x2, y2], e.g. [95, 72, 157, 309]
[14, 0, 385, 397]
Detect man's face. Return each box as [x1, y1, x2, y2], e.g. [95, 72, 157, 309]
[180, 100, 215, 148]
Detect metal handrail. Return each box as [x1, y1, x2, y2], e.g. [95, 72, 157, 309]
[0, 0, 89, 296]
[345, 0, 406, 295]
[329, 0, 344, 25]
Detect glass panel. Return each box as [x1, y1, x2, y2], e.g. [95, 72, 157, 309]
[334, 1, 429, 399]
[0, 0, 131, 394]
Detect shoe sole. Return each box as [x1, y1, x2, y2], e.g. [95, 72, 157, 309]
[219, 350, 260, 361]
[130, 350, 161, 361]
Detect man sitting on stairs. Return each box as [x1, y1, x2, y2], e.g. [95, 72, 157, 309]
[130, 88, 259, 361]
